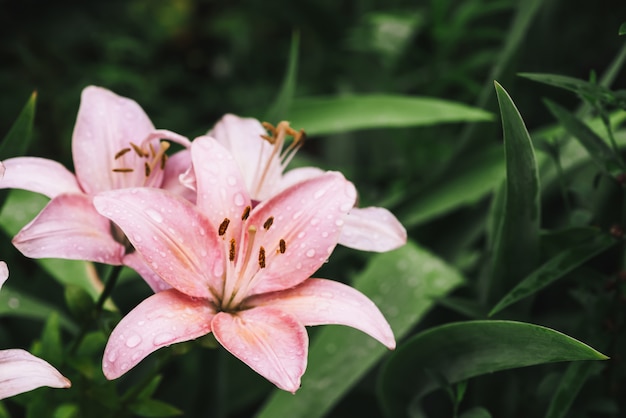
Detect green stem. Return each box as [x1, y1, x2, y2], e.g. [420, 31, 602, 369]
[69, 265, 123, 354]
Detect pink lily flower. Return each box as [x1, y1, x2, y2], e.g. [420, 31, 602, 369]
[0, 261, 71, 399]
[93, 137, 395, 392]
[0, 86, 191, 290]
[205, 113, 407, 252]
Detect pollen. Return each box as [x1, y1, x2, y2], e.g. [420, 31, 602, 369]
[263, 216, 274, 230]
[114, 148, 131, 159]
[219, 218, 231, 236]
[144, 162, 151, 177]
[279, 239, 286, 254]
[229, 239, 236, 261]
[241, 206, 251, 221]
[258, 246, 266, 268]
[112, 168, 134, 173]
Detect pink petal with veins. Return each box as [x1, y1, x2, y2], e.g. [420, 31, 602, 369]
[1, 157, 82, 198]
[278, 166, 325, 192]
[191, 137, 250, 242]
[211, 306, 307, 393]
[243, 172, 357, 295]
[102, 289, 215, 379]
[72, 86, 156, 193]
[339, 207, 407, 252]
[94, 188, 223, 300]
[123, 252, 172, 293]
[13, 194, 125, 264]
[161, 148, 195, 203]
[247, 278, 395, 349]
[0, 349, 70, 399]
[209, 114, 282, 199]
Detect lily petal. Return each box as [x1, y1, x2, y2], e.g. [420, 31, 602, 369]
[278, 166, 325, 192]
[244, 172, 357, 295]
[0, 261, 7, 290]
[102, 289, 215, 379]
[161, 148, 196, 203]
[339, 207, 407, 252]
[1, 157, 82, 198]
[247, 278, 395, 349]
[94, 188, 223, 299]
[209, 114, 282, 199]
[191, 136, 250, 242]
[123, 252, 172, 293]
[211, 307, 307, 393]
[72, 86, 155, 194]
[13, 194, 125, 264]
[0, 349, 70, 399]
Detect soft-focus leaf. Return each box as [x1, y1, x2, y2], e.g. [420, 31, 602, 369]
[520, 73, 615, 103]
[128, 399, 183, 417]
[264, 31, 299, 123]
[0, 286, 77, 332]
[401, 145, 504, 227]
[286, 94, 493, 135]
[461, 407, 492, 418]
[486, 82, 540, 303]
[489, 231, 617, 315]
[39, 312, 63, 365]
[0, 189, 106, 301]
[0, 91, 36, 159]
[545, 361, 602, 418]
[378, 321, 608, 417]
[620, 23, 626, 35]
[544, 99, 621, 173]
[256, 240, 465, 418]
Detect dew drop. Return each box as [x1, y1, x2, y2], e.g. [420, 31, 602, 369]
[146, 208, 163, 223]
[335, 219, 344, 227]
[7, 297, 19, 309]
[305, 249, 316, 258]
[227, 176, 237, 186]
[233, 193, 245, 206]
[125, 335, 142, 348]
[107, 351, 118, 363]
[314, 189, 326, 199]
[153, 333, 176, 346]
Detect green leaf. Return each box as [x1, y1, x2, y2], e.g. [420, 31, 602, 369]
[0, 189, 106, 301]
[619, 22, 626, 36]
[378, 320, 608, 417]
[461, 407, 492, 418]
[256, 240, 465, 418]
[545, 361, 602, 418]
[39, 312, 63, 365]
[0, 91, 36, 159]
[489, 231, 617, 315]
[0, 286, 77, 332]
[486, 82, 540, 304]
[544, 99, 621, 173]
[401, 145, 504, 227]
[128, 399, 183, 417]
[264, 31, 299, 123]
[286, 94, 493, 135]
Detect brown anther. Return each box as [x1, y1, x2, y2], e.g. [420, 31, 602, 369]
[258, 246, 266, 268]
[241, 206, 251, 221]
[279, 239, 286, 254]
[112, 168, 134, 173]
[114, 148, 131, 159]
[229, 239, 236, 261]
[144, 162, 151, 177]
[260, 134, 275, 144]
[263, 216, 274, 230]
[219, 218, 231, 236]
[130, 142, 147, 157]
[160, 153, 168, 170]
[262, 121, 277, 134]
[149, 142, 156, 158]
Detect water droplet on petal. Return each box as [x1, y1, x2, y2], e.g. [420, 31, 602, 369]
[153, 333, 176, 346]
[125, 335, 142, 348]
[306, 249, 316, 258]
[227, 176, 237, 186]
[146, 208, 163, 223]
[233, 193, 245, 206]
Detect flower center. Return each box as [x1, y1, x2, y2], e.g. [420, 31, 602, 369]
[252, 121, 306, 198]
[217, 206, 288, 311]
[112, 140, 171, 181]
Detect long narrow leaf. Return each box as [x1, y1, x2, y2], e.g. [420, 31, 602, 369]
[489, 231, 617, 316]
[264, 31, 300, 123]
[378, 321, 608, 418]
[285, 94, 493, 135]
[256, 241, 465, 418]
[485, 82, 540, 303]
[545, 361, 601, 418]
